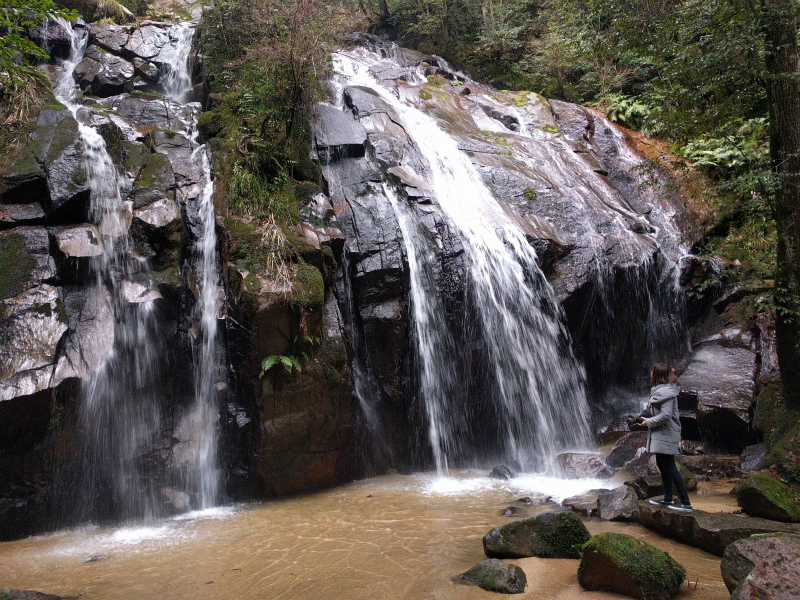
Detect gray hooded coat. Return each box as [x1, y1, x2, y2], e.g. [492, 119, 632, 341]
[645, 383, 682, 455]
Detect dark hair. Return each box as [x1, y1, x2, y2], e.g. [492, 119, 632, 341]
[651, 363, 679, 386]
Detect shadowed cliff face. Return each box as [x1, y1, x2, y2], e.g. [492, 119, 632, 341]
[313, 36, 707, 470]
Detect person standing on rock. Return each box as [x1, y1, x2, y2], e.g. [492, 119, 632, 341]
[640, 364, 693, 512]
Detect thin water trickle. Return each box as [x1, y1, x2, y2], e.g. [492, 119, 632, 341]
[332, 49, 593, 474]
[47, 19, 222, 522]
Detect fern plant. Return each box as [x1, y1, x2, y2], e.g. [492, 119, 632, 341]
[260, 354, 302, 377]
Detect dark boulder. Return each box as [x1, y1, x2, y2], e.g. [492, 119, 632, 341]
[557, 452, 616, 479]
[679, 342, 758, 452]
[0, 590, 68, 600]
[577, 532, 686, 600]
[457, 559, 526, 594]
[597, 485, 639, 522]
[483, 511, 590, 559]
[313, 103, 368, 164]
[605, 431, 647, 468]
[739, 443, 766, 471]
[562, 489, 604, 517]
[28, 18, 78, 60]
[488, 465, 515, 480]
[737, 472, 799, 523]
[720, 533, 800, 600]
[637, 502, 800, 556]
[74, 45, 135, 96]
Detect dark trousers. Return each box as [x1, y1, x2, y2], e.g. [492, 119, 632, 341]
[655, 453, 690, 504]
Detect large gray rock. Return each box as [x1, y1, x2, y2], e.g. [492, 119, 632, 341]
[597, 485, 639, 521]
[90, 23, 133, 54]
[458, 559, 526, 594]
[740, 443, 766, 471]
[721, 533, 800, 600]
[51, 224, 104, 258]
[52, 286, 115, 385]
[0, 203, 45, 225]
[679, 342, 757, 451]
[562, 489, 603, 516]
[74, 45, 135, 96]
[28, 18, 80, 60]
[578, 532, 686, 600]
[483, 511, 590, 559]
[557, 452, 616, 479]
[313, 103, 368, 164]
[637, 502, 800, 556]
[605, 431, 647, 468]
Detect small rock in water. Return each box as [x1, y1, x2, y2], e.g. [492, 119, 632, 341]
[483, 511, 590, 559]
[457, 558, 526, 594]
[501, 506, 528, 517]
[488, 465, 515, 480]
[517, 496, 533, 505]
[739, 443, 766, 471]
[85, 555, 107, 563]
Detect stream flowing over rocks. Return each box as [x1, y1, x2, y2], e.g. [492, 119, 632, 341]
[0, 26, 778, 539]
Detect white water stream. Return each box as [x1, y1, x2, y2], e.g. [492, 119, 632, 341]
[332, 50, 593, 474]
[48, 19, 221, 520]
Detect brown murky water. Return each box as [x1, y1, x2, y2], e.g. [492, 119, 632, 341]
[0, 472, 737, 599]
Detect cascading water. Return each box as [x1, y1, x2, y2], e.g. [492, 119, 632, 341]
[49, 18, 222, 521]
[331, 50, 594, 473]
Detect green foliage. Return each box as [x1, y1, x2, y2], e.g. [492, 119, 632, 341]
[228, 163, 296, 220]
[260, 354, 303, 376]
[603, 94, 653, 133]
[0, 232, 36, 301]
[0, 0, 78, 96]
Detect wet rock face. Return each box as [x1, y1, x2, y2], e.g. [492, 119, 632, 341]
[557, 452, 616, 479]
[1, 19, 205, 538]
[316, 37, 705, 470]
[721, 533, 800, 600]
[679, 342, 758, 452]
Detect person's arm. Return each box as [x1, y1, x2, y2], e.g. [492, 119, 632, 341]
[642, 397, 674, 429]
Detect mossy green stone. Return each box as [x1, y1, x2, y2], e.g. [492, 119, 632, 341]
[46, 116, 79, 165]
[197, 110, 224, 139]
[737, 472, 800, 522]
[291, 262, 324, 308]
[578, 533, 686, 600]
[0, 232, 36, 301]
[134, 152, 169, 188]
[461, 559, 526, 594]
[483, 511, 591, 558]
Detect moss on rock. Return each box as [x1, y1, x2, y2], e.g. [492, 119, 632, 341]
[578, 532, 686, 600]
[737, 472, 799, 523]
[291, 262, 324, 309]
[483, 511, 591, 559]
[753, 381, 800, 483]
[0, 232, 36, 301]
[460, 559, 526, 594]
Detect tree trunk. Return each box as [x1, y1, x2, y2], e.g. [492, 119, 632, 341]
[763, 0, 800, 406]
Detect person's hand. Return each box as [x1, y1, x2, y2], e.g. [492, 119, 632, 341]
[640, 418, 647, 427]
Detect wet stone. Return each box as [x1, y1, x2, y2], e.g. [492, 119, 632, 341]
[52, 224, 104, 258]
[721, 533, 800, 600]
[458, 559, 526, 594]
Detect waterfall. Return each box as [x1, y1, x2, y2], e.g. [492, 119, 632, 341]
[49, 19, 222, 522]
[332, 50, 593, 473]
[163, 22, 194, 102]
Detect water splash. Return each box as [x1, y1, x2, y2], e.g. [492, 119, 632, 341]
[162, 22, 194, 102]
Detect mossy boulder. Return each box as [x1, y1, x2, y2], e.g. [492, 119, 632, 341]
[577, 533, 686, 600]
[458, 559, 526, 594]
[737, 472, 799, 523]
[483, 511, 590, 559]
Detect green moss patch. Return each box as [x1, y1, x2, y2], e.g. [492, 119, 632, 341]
[483, 511, 591, 559]
[0, 232, 36, 301]
[737, 472, 799, 522]
[291, 261, 324, 309]
[578, 532, 686, 600]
